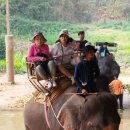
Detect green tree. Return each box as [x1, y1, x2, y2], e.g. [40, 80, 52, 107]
[0, 35, 5, 59]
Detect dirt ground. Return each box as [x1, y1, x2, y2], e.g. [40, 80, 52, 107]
[0, 73, 35, 110]
[0, 72, 130, 110]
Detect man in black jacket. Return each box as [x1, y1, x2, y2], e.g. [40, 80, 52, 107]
[74, 45, 100, 95]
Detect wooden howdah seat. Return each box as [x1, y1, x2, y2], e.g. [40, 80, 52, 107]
[34, 78, 73, 106]
[26, 58, 74, 96]
[26, 60, 50, 94]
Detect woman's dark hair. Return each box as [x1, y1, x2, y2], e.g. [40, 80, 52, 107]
[78, 31, 85, 35]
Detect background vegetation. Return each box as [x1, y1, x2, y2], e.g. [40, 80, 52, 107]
[0, 0, 130, 74]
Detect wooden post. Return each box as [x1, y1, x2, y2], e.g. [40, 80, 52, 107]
[5, 0, 15, 84]
[5, 35, 14, 84]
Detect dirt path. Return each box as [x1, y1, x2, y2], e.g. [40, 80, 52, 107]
[0, 74, 35, 110]
[0, 73, 130, 110]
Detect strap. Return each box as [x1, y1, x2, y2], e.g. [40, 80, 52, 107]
[48, 99, 64, 129]
[60, 43, 64, 64]
[44, 102, 51, 129]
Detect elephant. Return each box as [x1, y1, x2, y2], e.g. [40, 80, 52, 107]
[24, 91, 120, 130]
[96, 56, 120, 92]
[24, 56, 120, 130]
[24, 85, 76, 130]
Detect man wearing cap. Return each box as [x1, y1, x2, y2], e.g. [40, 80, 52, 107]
[51, 29, 79, 84]
[74, 45, 100, 95]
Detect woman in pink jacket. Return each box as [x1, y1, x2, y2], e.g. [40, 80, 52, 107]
[27, 32, 57, 89]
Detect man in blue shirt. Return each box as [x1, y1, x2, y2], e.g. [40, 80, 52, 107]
[99, 42, 111, 57]
[74, 45, 100, 95]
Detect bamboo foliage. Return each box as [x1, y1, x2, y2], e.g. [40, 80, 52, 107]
[1, 0, 130, 22]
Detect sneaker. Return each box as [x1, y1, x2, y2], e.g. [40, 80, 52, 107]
[71, 76, 75, 85]
[120, 107, 124, 110]
[45, 93, 50, 97]
[52, 80, 57, 87]
[45, 92, 49, 96]
[39, 80, 48, 86]
[47, 81, 52, 89]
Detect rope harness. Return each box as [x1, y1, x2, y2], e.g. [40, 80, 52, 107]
[43, 98, 64, 129]
[43, 92, 98, 129]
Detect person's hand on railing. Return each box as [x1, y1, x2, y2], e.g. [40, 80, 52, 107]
[53, 55, 62, 60]
[81, 89, 88, 95]
[47, 51, 84, 61]
[42, 57, 48, 61]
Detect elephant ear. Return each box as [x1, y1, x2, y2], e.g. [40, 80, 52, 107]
[57, 95, 84, 130]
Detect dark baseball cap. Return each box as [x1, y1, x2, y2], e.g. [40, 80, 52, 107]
[84, 45, 97, 53]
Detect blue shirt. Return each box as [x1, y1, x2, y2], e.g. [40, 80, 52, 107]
[99, 46, 110, 57]
[74, 59, 100, 92]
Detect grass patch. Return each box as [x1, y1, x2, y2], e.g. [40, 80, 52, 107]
[0, 59, 6, 73]
[97, 20, 130, 31]
[14, 53, 27, 74]
[0, 54, 27, 74]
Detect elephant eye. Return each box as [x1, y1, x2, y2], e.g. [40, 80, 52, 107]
[87, 121, 93, 128]
[84, 98, 88, 102]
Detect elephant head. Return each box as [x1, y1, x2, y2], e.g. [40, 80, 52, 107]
[79, 93, 120, 130]
[97, 56, 120, 92]
[57, 93, 120, 130]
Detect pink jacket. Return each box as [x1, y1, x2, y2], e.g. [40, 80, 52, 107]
[27, 43, 50, 62]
